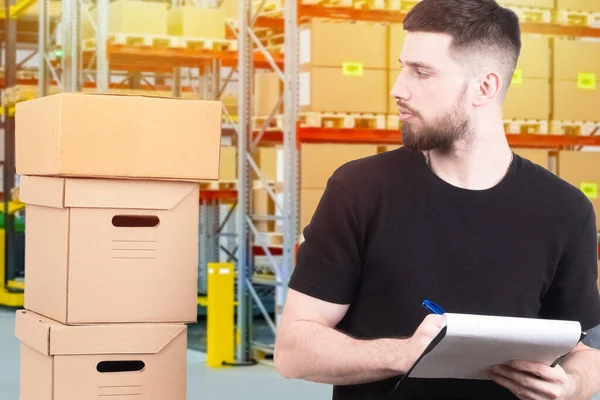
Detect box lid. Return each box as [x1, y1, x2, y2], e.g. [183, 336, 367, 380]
[20, 175, 197, 210]
[15, 310, 186, 356]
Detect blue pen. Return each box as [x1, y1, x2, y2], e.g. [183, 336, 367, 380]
[422, 299, 446, 315]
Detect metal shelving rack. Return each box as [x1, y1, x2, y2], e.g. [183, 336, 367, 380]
[15, 0, 600, 364]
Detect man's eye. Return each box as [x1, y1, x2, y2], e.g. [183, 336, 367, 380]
[416, 70, 428, 78]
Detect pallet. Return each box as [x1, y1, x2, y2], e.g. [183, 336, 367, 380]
[506, 6, 552, 24]
[252, 115, 283, 131]
[199, 180, 237, 191]
[82, 33, 237, 51]
[299, 112, 386, 129]
[555, 10, 600, 28]
[503, 120, 548, 135]
[386, 114, 401, 130]
[550, 121, 600, 136]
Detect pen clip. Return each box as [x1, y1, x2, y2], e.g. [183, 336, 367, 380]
[422, 299, 446, 315]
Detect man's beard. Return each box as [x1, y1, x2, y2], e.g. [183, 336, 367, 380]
[400, 87, 472, 153]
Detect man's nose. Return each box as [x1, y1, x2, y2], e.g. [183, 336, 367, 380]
[390, 70, 410, 102]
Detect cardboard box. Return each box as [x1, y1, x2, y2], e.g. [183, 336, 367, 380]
[504, 79, 550, 120]
[301, 188, 325, 232]
[220, 146, 237, 180]
[220, 0, 238, 19]
[553, 80, 600, 121]
[253, 187, 276, 232]
[301, 144, 378, 188]
[254, 72, 282, 117]
[300, 20, 387, 69]
[388, 24, 407, 69]
[20, 176, 200, 325]
[16, 93, 222, 181]
[252, 147, 278, 182]
[497, 0, 553, 8]
[513, 148, 550, 170]
[553, 39, 600, 81]
[168, 6, 225, 38]
[300, 67, 387, 114]
[516, 36, 550, 79]
[15, 310, 187, 400]
[557, 0, 600, 12]
[557, 151, 600, 215]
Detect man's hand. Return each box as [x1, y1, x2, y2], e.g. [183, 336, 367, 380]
[489, 360, 578, 400]
[400, 314, 446, 371]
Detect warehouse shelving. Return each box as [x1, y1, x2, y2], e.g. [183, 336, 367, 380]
[2, 0, 599, 361]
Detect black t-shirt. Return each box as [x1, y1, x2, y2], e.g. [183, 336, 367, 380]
[288, 147, 600, 400]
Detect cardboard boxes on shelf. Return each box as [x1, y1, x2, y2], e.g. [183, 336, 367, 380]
[16, 93, 222, 181]
[497, 0, 553, 8]
[168, 6, 226, 38]
[15, 92, 222, 400]
[557, 0, 600, 12]
[557, 151, 600, 216]
[299, 20, 388, 114]
[16, 310, 188, 400]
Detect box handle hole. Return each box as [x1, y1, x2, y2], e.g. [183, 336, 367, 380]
[112, 215, 159, 228]
[97, 360, 145, 373]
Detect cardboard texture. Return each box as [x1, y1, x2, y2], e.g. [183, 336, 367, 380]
[168, 6, 225, 38]
[388, 24, 407, 70]
[16, 310, 187, 400]
[513, 149, 550, 170]
[83, 0, 168, 39]
[253, 187, 276, 232]
[219, 146, 237, 180]
[252, 147, 278, 182]
[498, 0, 553, 7]
[300, 20, 387, 69]
[504, 79, 550, 120]
[301, 189, 325, 231]
[20, 175, 200, 325]
[517, 36, 550, 79]
[557, 0, 600, 12]
[557, 151, 600, 215]
[16, 93, 222, 181]
[220, 0, 238, 19]
[254, 72, 282, 117]
[553, 39, 600, 81]
[301, 144, 378, 188]
[553, 81, 600, 121]
[299, 67, 387, 114]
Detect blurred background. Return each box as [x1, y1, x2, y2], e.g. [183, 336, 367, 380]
[0, 0, 599, 398]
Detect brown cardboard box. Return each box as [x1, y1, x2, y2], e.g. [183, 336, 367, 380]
[168, 6, 226, 38]
[15, 310, 187, 400]
[20, 176, 199, 325]
[553, 80, 600, 121]
[16, 93, 222, 181]
[557, 0, 600, 12]
[220, 146, 237, 180]
[388, 24, 407, 69]
[254, 72, 282, 117]
[557, 151, 600, 215]
[504, 79, 550, 120]
[253, 187, 276, 232]
[497, 0, 553, 8]
[513, 148, 550, 170]
[300, 67, 387, 114]
[300, 188, 325, 232]
[553, 39, 600, 81]
[252, 147, 279, 182]
[300, 20, 387, 69]
[517, 36, 550, 79]
[301, 144, 378, 188]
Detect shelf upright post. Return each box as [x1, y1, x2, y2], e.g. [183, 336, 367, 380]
[279, 0, 299, 326]
[38, 0, 49, 97]
[62, 0, 80, 91]
[96, 0, 109, 92]
[236, 0, 254, 362]
[171, 0, 182, 97]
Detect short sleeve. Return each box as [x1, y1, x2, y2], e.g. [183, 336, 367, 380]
[288, 176, 363, 305]
[540, 204, 600, 331]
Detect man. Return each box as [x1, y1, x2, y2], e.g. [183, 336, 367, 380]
[274, 0, 600, 398]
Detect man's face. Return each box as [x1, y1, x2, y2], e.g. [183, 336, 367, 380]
[390, 32, 474, 153]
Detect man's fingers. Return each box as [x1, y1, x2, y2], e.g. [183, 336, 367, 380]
[489, 370, 540, 400]
[490, 365, 567, 400]
[509, 360, 563, 382]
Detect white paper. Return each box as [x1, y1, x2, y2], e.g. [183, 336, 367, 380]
[299, 72, 310, 106]
[410, 313, 582, 380]
[299, 29, 310, 65]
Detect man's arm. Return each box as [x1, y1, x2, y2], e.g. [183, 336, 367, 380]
[274, 289, 444, 386]
[561, 342, 600, 399]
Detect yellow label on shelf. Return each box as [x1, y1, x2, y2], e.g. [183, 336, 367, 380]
[342, 62, 364, 77]
[511, 69, 523, 85]
[577, 73, 596, 90]
[580, 182, 598, 199]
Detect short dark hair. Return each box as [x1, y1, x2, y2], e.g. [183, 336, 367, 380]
[403, 0, 522, 95]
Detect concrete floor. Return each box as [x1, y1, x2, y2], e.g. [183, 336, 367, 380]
[0, 307, 331, 400]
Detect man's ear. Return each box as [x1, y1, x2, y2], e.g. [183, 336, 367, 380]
[473, 70, 503, 107]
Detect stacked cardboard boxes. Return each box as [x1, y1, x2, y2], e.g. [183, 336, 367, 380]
[557, 151, 600, 218]
[299, 20, 388, 115]
[13, 93, 222, 399]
